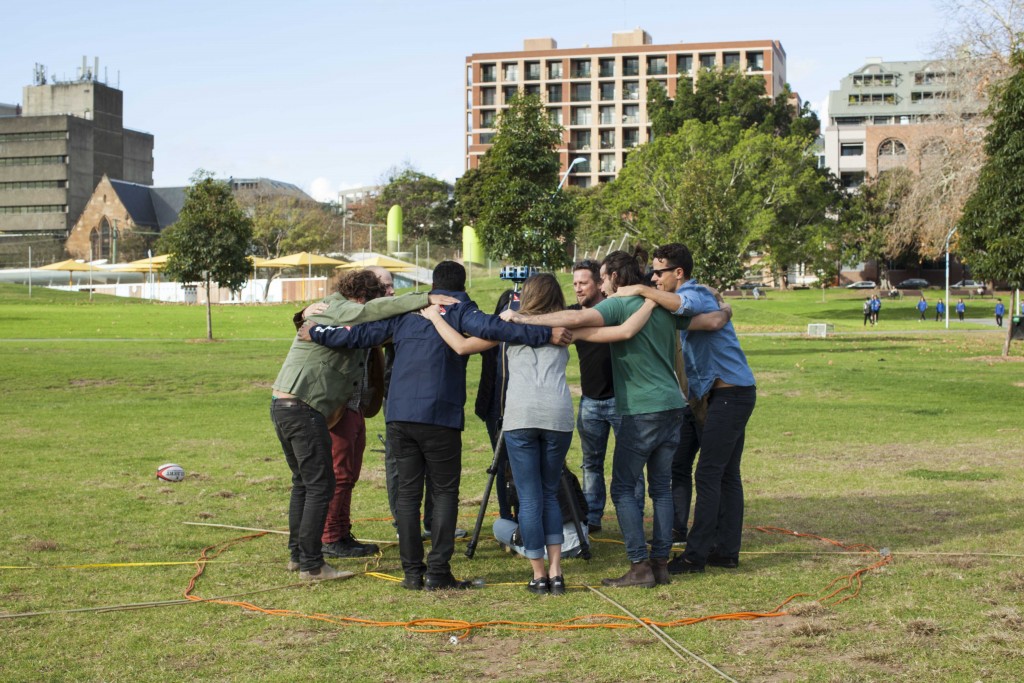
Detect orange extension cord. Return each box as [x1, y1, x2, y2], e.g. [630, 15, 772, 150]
[182, 525, 893, 641]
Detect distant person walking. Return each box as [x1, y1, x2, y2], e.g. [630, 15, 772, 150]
[870, 295, 881, 325]
[995, 299, 1006, 327]
[863, 297, 872, 326]
[917, 297, 928, 321]
[935, 299, 946, 322]
[956, 299, 966, 322]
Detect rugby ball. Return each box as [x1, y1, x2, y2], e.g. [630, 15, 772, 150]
[156, 463, 185, 482]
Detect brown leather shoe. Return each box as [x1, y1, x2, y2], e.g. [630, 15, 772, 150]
[601, 561, 655, 588]
[650, 558, 671, 585]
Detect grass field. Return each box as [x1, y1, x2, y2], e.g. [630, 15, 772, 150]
[2, 282, 1023, 682]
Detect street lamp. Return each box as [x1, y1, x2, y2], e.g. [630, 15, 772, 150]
[556, 157, 588, 192]
[944, 225, 957, 329]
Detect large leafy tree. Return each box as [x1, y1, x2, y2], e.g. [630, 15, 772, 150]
[159, 170, 253, 340]
[458, 93, 575, 267]
[959, 49, 1024, 353]
[374, 167, 455, 245]
[838, 168, 915, 287]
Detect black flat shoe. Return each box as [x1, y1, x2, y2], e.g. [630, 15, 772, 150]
[527, 576, 550, 595]
[549, 575, 566, 595]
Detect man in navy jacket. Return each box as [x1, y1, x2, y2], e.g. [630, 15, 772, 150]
[299, 261, 566, 590]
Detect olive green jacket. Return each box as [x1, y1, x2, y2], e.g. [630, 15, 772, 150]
[272, 291, 428, 416]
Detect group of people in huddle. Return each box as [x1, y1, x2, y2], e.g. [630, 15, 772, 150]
[270, 244, 756, 594]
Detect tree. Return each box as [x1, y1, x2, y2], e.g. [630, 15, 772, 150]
[374, 166, 456, 246]
[459, 93, 575, 267]
[840, 168, 915, 287]
[958, 49, 1024, 354]
[159, 170, 253, 340]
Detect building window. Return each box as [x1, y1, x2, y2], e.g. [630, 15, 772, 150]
[570, 83, 592, 102]
[547, 108, 563, 126]
[853, 73, 897, 87]
[570, 130, 591, 151]
[848, 93, 897, 105]
[479, 132, 495, 144]
[647, 56, 668, 75]
[571, 106, 592, 126]
[598, 105, 615, 125]
[914, 71, 953, 85]
[599, 129, 615, 149]
[878, 139, 907, 156]
[623, 81, 640, 101]
[481, 64, 497, 83]
[677, 54, 694, 73]
[599, 58, 615, 78]
[840, 143, 864, 156]
[840, 171, 865, 189]
[525, 61, 541, 81]
[0, 131, 67, 143]
[622, 128, 640, 148]
[0, 180, 66, 190]
[502, 63, 518, 82]
[911, 90, 950, 103]
[599, 82, 615, 101]
[0, 204, 66, 214]
[524, 84, 540, 97]
[622, 104, 640, 125]
[569, 176, 591, 188]
[623, 57, 640, 76]
[547, 84, 563, 103]
[571, 155, 591, 173]
[723, 53, 741, 70]
[0, 155, 67, 166]
[599, 153, 616, 173]
[480, 87, 496, 106]
[480, 110, 497, 128]
[699, 53, 716, 69]
[503, 86, 519, 104]
[746, 51, 764, 71]
[570, 58, 592, 79]
[547, 60, 563, 79]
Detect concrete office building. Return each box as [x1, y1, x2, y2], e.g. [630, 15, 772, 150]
[823, 58, 972, 189]
[465, 29, 787, 186]
[0, 60, 154, 251]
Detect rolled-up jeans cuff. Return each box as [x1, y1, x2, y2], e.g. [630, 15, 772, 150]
[522, 547, 545, 560]
[545, 533, 564, 547]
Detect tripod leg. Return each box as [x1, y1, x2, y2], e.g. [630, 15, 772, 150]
[560, 469, 591, 561]
[465, 431, 505, 559]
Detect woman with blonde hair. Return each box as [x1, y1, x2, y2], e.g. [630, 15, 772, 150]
[422, 273, 656, 594]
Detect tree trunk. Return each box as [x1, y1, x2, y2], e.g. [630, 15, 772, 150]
[206, 277, 213, 340]
[1002, 315, 1012, 357]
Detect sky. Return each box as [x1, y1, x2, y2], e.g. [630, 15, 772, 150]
[1, 0, 950, 201]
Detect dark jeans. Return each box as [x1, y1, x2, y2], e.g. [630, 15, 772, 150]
[385, 436, 434, 529]
[684, 386, 756, 566]
[671, 406, 702, 539]
[611, 409, 683, 562]
[577, 396, 643, 526]
[270, 399, 335, 572]
[505, 428, 573, 558]
[388, 421, 462, 580]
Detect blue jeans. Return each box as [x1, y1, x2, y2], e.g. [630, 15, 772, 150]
[505, 428, 573, 559]
[611, 409, 683, 563]
[684, 386, 756, 566]
[577, 396, 643, 526]
[270, 399, 334, 572]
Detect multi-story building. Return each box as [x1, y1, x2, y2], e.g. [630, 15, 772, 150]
[465, 29, 787, 186]
[0, 60, 154, 244]
[824, 58, 969, 189]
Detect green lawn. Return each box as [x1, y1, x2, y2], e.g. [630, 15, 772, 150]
[1, 282, 1023, 682]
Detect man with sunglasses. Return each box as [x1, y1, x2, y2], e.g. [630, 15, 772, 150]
[614, 243, 756, 575]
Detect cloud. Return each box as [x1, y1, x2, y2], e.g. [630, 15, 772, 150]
[308, 177, 336, 202]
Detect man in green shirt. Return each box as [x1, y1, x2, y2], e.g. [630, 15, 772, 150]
[500, 251, 729, 587]
[271, 270, 456, 581]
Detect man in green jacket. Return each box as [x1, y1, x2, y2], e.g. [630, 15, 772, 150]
[271, 270, 456, 581]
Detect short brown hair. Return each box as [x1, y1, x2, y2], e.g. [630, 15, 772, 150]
[336, 270, 386, 302]
[518, 273, 565, 316]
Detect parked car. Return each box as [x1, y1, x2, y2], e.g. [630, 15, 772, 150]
[846, 280, 877, 289]
[895, 278, 930, 289]
[952, 279, 983, 289]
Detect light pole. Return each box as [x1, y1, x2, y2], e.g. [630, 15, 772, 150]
[556, 157, 587, 193]
[944, 226, 957, 329]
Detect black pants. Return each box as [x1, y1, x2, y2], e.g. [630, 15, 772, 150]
[684, 386, 757, 566]
[388, 421, 462, 580]
[671, 407, 702, 539]
[271, 400, 334, 572]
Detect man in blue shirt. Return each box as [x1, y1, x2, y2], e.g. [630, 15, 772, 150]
[299, 262, 564, 591]
[613, 243, 756, 574]
[917, 297, 928, 321]
[995, 299, 1006, 327]
[935, 299, 946, 322]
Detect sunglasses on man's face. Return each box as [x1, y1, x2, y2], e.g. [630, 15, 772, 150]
[651, 266, 680, 277]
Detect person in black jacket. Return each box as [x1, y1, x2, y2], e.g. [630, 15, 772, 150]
[300, 261, 569, 591]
